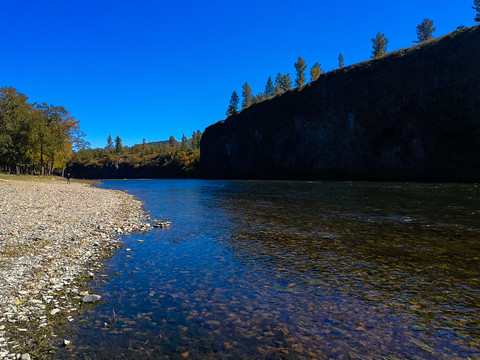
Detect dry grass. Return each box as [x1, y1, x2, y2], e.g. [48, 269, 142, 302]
[0, 173, 100, 185]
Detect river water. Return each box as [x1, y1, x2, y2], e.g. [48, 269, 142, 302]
[55, 180, 480, 359]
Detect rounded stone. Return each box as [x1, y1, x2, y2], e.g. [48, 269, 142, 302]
[82, 294, 101, 303]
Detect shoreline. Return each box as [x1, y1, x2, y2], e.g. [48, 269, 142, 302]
[0, 178, 151, 359]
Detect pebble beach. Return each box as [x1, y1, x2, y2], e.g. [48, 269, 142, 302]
[0, 178, 150, 359]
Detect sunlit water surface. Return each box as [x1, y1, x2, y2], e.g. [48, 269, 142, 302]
[55, 180, 480, 359]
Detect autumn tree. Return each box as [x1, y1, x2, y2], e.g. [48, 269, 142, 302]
[0, 87, 32, 173]
[338, 53, 344, 68]
[294, 57, 307, 87]
[264, 76, 274, 99]
[371, 32, 388, 58]
[33, 104, 61, 175]
[414, 19, 436, 43]
[474, 0, 480, 22]
[310, 63, 322, 82]
[0, 87, 80, 175]
[241, 82, 254, 109]
[226, 91, 239, 117]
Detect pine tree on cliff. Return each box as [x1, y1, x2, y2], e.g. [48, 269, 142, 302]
[371, 32, 388, 58]
[106, 135, 114, 150]
[310, 63, 322, 82]
[473, 0, 480, 22]
[414, 19, 436, 43]
[274, 73, 283, 95]
[256, 93, 266, 102]
[241, 82, 254, 109]
[294, 57, 307, 87]
[338, 52, 344, 68]
[264, 76, 274, 98]
[281, 74, 292, 92]
[226, 91, 239, 117]
[114, 136, 123, 153]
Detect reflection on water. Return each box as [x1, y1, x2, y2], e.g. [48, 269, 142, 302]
[55, 180, 480, 359]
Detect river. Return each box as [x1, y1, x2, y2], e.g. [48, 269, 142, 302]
[55, 180, 480, 359]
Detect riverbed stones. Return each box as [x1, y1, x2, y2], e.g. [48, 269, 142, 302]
[0, 179, 150, 358]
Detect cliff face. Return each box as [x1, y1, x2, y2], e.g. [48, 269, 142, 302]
[200, 26, 480, 181]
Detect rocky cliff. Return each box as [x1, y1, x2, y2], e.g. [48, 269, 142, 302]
[200, 26, 480, 181]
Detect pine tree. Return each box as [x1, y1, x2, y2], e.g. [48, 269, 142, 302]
[191, 130, 202, 150]
[168, 135, 176, 148]
[195, 130, 202, 149]
[264, 76, 274, 99]
[294, 57, 307, 87]
[181, 134, 188, 151]
[414, 19, 436, 43]
[281, 74, 292, 92]
[241, 82, 254, 109]
[310, 63, 322, 82]
[338, 52, 344, 69]
[274, 73, 283, 95]
[226, 91, 239, 117]
[106, 135, 114, 150]
[255, 93, 267, 103]
[371, 32, 388, 58]
[474, 0, 480, 23]
[114, 136, 123, 153]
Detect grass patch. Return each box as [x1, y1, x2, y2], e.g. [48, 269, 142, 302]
[0, 173, 100, 185]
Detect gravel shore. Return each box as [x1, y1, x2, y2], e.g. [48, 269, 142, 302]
[0, 178, 150, 359]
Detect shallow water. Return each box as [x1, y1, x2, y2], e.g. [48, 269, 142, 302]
[55, 180, 480, 359]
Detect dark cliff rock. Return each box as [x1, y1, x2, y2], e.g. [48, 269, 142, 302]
[200, 26, 480, 181]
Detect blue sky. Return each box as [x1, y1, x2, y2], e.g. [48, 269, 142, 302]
[0, 0, 476, 149]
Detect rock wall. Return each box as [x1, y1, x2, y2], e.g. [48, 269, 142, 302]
[200, 26, 480, 181]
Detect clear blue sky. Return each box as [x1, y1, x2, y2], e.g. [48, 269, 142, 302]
[0, 0, 476, 149]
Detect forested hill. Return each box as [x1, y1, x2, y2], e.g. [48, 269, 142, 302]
[200, 26, 480, 182]
[67, 132, 202, 179]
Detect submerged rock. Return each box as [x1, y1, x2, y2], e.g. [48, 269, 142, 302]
[82, 294, 101, 303]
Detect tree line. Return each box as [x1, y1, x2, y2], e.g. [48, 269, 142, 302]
[0, 84, 203, 179]
[225, 58, 334, 118]
[67, 131, 203, 178]
[227, 2, 480, 117]
[0, 87, 85, 176]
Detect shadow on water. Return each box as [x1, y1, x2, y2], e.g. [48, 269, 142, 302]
[55, 180, 480, 359]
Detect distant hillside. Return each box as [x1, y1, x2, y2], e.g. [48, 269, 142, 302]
[200, 26, 480, 182]
[145, 139, 193, 148]
[145, 140, 179, 147]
